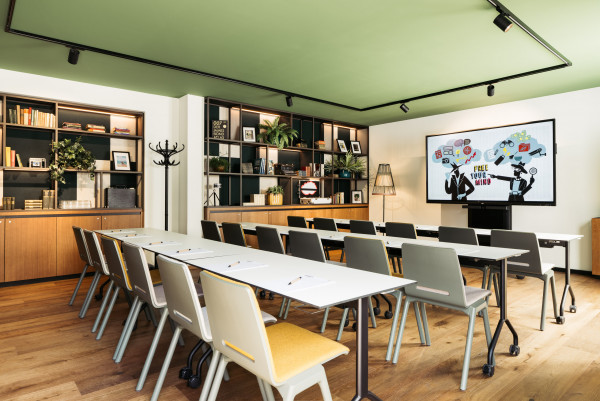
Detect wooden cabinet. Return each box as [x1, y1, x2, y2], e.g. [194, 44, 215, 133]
[5, 217, 57, 281]
[56, 215, 101, 276]
[102, 213, 142, 230]
[0, 219, 4, 282]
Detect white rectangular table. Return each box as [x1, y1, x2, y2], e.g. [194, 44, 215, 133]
[98, 227, 414, 401]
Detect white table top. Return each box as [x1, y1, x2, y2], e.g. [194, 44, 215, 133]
[98, 227, 415, 309]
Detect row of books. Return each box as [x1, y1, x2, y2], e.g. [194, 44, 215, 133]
[4, 147, 23, 167]
[112, 127, 131, 135]
[331, 192, 345, 204]
[7, 106, 55, 128]
[62, 122, 82, 129]
[62, 122, 133, 135]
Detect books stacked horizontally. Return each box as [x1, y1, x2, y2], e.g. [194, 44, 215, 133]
[4, 147, 24, 167]
[86, 124, 106, 133]
[62, 122, 82, 130]
[112, 127, 131, 135]
[7, 106, 55, 128]
[59, 200, 92, 209]
[24, 200, 43, 210]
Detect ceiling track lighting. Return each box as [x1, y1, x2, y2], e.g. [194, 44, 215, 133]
[68, 47, 80, 65]
[487, 84, 495, 97]
[285, 95, 293, 107]
[5, 0, 570, 113]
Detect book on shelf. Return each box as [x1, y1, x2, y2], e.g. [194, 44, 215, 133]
[86, 124, 106, 132]
[211, 120, 228, 139]
[16, 154, 23, 167]
[8, 105, 54, 127]
[5, 147, 10, 167]
[10, 150, 15, 167]
[62, 122, 82, 130]
[112, 127, 131, 135]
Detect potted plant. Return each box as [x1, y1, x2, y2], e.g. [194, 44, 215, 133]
[257, 117, 298, 149]
[209, 156, 229, 172]
[266, 185, 284, 205]
[49, 137, 96, 184]
[325, 152, 366, 178]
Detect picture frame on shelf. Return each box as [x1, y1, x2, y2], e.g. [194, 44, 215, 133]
[28, 157, 46, 168]
[242, 162, 253, 174]
[243, 127, 256, 142]
[350, 141, 362, 155]
[337, 139, 348, 153]
[351, 190, 363, 204]
[112, 151, 131, 171]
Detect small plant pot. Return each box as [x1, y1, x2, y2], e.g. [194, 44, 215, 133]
[268, 193, 283, 205]
[340, 169, 351, 178]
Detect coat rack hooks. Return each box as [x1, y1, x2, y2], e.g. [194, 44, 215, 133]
[149, 140, 185, 230]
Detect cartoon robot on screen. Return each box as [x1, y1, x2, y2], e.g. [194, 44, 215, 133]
[445, 162, 475, 201]
[489, 162, 534, 202]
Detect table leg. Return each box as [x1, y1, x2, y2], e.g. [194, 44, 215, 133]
[557, 242, 576, 324]
[483, 258, 519, 377]
[352, 296, 382, 401]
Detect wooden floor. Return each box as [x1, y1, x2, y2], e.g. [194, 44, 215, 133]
[1, 267, 599, 401]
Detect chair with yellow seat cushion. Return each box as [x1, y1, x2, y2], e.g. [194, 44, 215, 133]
[200, 270, 349, 401]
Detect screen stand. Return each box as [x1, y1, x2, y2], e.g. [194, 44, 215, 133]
[465, 204, 512, 244]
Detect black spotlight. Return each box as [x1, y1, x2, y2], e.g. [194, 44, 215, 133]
[487, 84, 495, 97]
[493, 12, 513, 32]
[68, 48, 80, 65]
[286, 95, 293, 107]
[400, 103, 409, 113]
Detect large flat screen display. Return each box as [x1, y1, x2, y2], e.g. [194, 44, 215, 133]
[426, 119, 556, 205]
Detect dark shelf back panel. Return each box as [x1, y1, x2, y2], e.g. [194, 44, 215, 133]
[242, 176, 260, 204]
[3, 171, 50, 209]
[59, 133, 111, 161]
[6, 128, 53, 166]
[58, 110, 110, 133]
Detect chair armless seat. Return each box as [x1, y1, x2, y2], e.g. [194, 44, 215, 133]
[201, 220, 222, 242]
[349, 219, 377, 235]
[69, 226, 93, 306]
[439, 225, 489, 289]
[313, 218, 345, 262]
[222, 222, 248, 247]
[287, 216, 308, 228]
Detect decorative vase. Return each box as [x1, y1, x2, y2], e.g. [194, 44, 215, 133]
[268, 193, 283, 205]
[340, 169, 351, 178]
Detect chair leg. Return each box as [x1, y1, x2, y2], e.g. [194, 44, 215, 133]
[336, 308, 349, 341]
[69, 263, 89, 305]
[261, 378, 276, 401]
[283, 299, 292, 320]
[115, 297, 144, 363]
[278, 297, 287, 318]
[199, 348, 222, 401]
[385, 295, 403, 361]
[136, 307, 169, 391]
[114, 296, 140, 360]
[420, 303, 431, 346]
[96, 286, 121, 340]
[369, 298, 377, 329]
[481, 266, 489, 289]
[207, 356, 229, 401]
[150, 326, 183, 401]
[79, 270, 102, 318]
[316, 367, 333, 401]
[550, 274, 558, 318]
[541, 275, 549, 331]
[392, 299, 412, 364]
[92, 280, 114, 333]
[320, 307, 330, 333]
[257, 377, 269, 401]
[413, 302, 425, 345]
[339, 249, 344, 263]
[460, 308, 477, 391]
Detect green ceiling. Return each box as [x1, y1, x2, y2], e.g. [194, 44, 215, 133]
[1, 0, 599, 126]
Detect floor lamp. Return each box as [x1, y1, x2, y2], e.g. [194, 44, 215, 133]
[372, 163, 396, 222]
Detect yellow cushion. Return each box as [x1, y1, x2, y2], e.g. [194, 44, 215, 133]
[266, 322, 349, 383]
[149, 269, 162, 285]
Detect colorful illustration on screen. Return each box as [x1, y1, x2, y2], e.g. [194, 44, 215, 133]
[431, 138, 481, 201]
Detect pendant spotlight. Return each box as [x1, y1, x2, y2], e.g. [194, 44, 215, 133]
[285, 95, 293, 107]
[487, 84, 495, 97]
[400, 103, 409, 113]
[493, 8, 513, 32]
[68, 48, 80, 65]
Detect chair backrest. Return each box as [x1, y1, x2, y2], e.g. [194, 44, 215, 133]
[82, 229, 109, 275]
[256, 226, 285, 254]
[73, 226, 91, 264]
[344, 236, 391, 276]
[490, 229, 542, 274]
[100, 236, 132, 291]
[158, 255, 210, 341]
[287, 216, 307, 228]
[222, 222, 247, 247]
[122, 242, 162, 308]
[402, 243, 467, 308]
[200, 270, 276, 383]
[288, 230, 327, 262]
[349, 220, 377, 235]
[313, 217, 338, 232]
[201, 220, 222, 242]
[385, 222, 417, 239]
[438, 226, 478, 245]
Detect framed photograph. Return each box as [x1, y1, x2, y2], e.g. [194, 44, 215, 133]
[241, 162, 253, 174]
[243, 127, 256, 142]
[350, 141, 362, 155]
[112, 151, 131, 171]
[337, 139, 348, 153]
[28, 157, 46, 168]
[351, 190, 363, 204]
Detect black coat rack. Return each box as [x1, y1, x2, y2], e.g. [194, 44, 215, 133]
[148, 140, 185, 230]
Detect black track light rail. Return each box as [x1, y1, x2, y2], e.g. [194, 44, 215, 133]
[5, 0, 571, 113]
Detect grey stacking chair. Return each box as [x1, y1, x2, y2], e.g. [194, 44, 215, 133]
[313, 217, 345, 262]
[288, 230, 376, 336]
[391, 243, 492, 391]
[151, 256, 277, 401]
[384, 222, 417, 273]
[349, 219, 377, 235]
[80, 230, 110, 319]
[490, 229, 558, 331]
[345, 236, 425, 352]
[69, 226, 92, 306]
[221, 222, 247, 247]
[287, 215, 308, 228]
[439, 226, 489, 289]
[201, 220, 222, 242]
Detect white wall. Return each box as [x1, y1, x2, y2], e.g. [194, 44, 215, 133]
[370, 86, 600, 271]
[0, 68, 204, 232]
